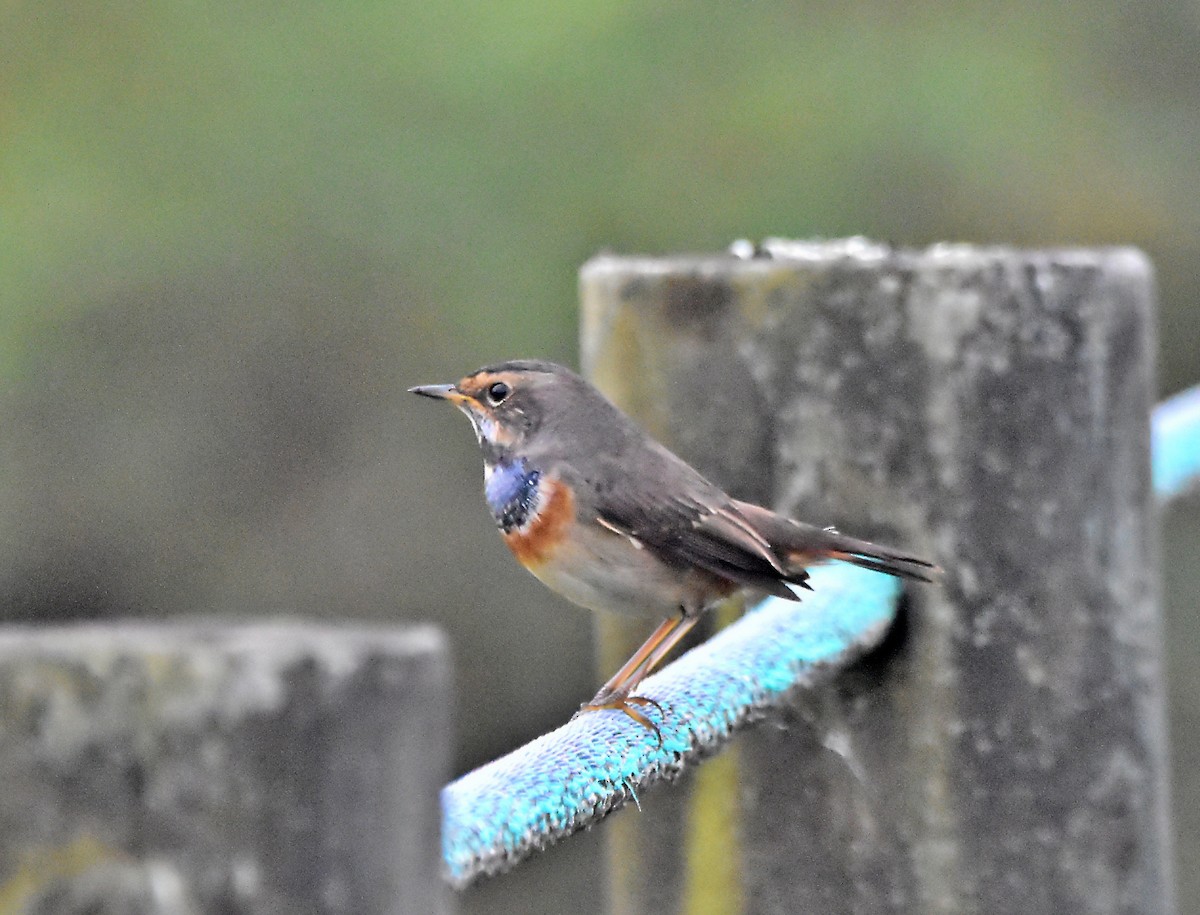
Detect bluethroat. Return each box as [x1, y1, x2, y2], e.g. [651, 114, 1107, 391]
[412, 360, 935, 736]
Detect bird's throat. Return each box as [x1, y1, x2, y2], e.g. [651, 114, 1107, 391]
[484, 458, 542, 532]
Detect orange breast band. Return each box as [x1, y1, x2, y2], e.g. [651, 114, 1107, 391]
[503, 476, 575, 568]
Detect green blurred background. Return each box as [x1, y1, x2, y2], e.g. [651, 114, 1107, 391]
[3, 2, 1197, 912]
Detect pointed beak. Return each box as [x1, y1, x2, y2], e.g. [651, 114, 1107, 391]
[412, 381, 477, 410]
[409, 383, 471, 405]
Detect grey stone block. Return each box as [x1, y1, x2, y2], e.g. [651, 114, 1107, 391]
[580, 240, 1173, 915]
[0, 622, 451, 915]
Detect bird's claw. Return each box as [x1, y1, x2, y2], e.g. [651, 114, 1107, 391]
[577, 690, 667, 746]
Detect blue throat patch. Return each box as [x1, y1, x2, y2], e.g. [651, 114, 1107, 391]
[484, 459, 542, 532]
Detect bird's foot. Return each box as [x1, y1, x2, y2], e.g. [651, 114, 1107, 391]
[576, 688, 667, 745]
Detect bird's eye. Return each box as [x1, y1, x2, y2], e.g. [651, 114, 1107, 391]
[485, 381, 511, 405]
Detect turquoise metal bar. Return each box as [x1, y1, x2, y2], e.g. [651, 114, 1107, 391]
[442, 562, 898, 887]
[1153, 384, 1200, 502]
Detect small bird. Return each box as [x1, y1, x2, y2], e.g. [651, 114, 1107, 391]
[412, 360, 935, 736]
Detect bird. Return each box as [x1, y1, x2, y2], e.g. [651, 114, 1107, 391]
[411, 360, 936, 738]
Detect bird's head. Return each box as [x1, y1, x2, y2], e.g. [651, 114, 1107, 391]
[410, 360, 576, 461]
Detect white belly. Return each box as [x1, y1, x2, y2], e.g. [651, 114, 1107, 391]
[526, 521, 716, 618]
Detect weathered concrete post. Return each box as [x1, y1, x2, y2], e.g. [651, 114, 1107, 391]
[0, 622, 451, 915]
[579, 240, 1173, 915]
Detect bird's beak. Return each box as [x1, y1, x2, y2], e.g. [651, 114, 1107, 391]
[409, 383, 470, 405]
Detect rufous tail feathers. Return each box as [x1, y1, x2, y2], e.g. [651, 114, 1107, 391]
[731, 500, 939, 584]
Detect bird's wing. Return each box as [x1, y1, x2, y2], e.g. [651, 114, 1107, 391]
[585, 452, 803, 600]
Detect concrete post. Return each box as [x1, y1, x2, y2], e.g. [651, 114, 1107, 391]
[579, 240, 1173, 915]
[0, 622, 451, 915]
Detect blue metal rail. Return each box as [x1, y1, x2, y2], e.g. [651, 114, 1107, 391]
[1153, 384, 1200, 502]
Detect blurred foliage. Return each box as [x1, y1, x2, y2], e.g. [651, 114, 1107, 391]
[1, 1, 1198, 912]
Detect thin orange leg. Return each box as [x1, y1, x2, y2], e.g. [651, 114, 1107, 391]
[634, 614, 699, 684]
[580, 613, 700, 742]
[596, 614, 685, 698]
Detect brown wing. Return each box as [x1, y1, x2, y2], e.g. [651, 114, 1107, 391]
[597, 501, 803, 600]
[586, 450, 805, 600]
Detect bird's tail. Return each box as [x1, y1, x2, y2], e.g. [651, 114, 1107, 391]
[796, 527, 938, 582]
[731, 500, 939, 584]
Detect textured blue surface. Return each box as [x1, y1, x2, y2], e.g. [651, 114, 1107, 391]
[440, 384, 1200, 888]
[441, 562, 899, 887]
[1153, 385, 1200, 502]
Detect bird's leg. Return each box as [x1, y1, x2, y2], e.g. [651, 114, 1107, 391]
[579, 612, 700, 741]
[632, 612, 700, 683]
[593, 614, 684, 700]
